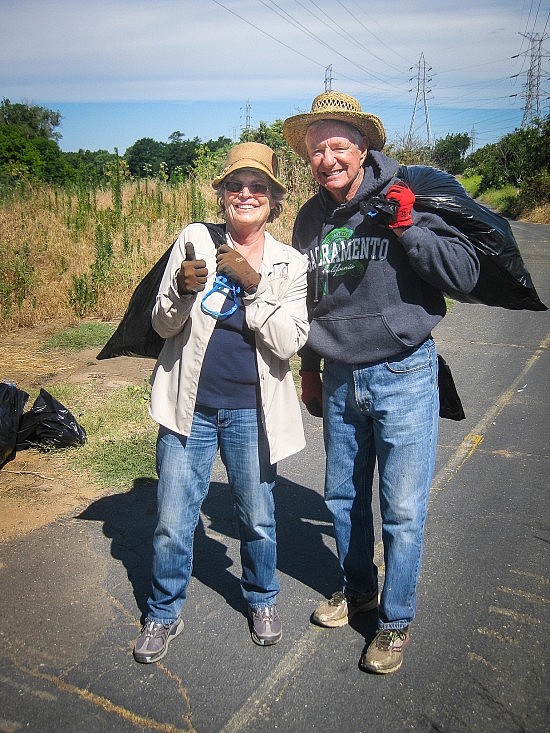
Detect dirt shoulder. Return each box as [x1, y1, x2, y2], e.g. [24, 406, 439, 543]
[1, 323, 154, 543]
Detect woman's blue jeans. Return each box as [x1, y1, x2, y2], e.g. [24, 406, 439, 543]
[147, 408, 278, 624]
[322, 339, 439, 629]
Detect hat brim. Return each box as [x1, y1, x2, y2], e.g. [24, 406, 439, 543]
[212, 159, 287, 194]
[283, 111, 386, 160]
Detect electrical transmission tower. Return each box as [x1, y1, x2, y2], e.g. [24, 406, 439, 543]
[407, 52, 432, 147]
[241, 100, 252, 140]
[511, 32, 549, 126]
[324, 65, 334, 92]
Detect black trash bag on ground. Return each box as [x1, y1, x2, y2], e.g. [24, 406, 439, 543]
[437, 355, 465, 421]
[16, 388, 87, 450]
[0, 381, 29, 466]
[397, 165, 547, 311]
[97, 223, 227, 360]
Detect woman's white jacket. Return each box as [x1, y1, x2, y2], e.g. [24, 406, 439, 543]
[149, 222, 310, 464]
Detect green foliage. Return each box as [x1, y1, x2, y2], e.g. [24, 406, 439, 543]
[0, 124, 45, 185]
[0, 100, 70, 189]
[192, 143, 227, 183]
[458, 174, 482, 198]
[63, 149, 117, 187]
[432, 133, 470, 174]
[243, 119, 287, 150]
[90, 222, 114, 290]
[476, 185, 519, 216]
[109, 149, 124, 220]
[124, 137, 167, 178]
[384, 140, 434, 167]
[465, 115, 549, 191]
[1, 98, 62, 141]
[188, 179, 206, 221]
[0, 242, 36, 320]
[68, 223, 113, 317]
[68, 273, 95, 318]
[164, 134, 202, 177]
[515, 170, 550, 211]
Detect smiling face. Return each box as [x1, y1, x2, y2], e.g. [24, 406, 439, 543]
[305, 120, 368, 204]
[222, 169, 273, 236]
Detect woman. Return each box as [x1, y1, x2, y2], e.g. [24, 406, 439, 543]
[133, 142, 309, 663]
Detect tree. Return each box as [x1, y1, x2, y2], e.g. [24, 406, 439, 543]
[243, 120, 287, 150]
[385, 135, 434, 166]
[1, 98, 63, 141]
[63, 149, 118, 186]
[432, 133, 470, 174]
[124, 137, 167, 177]
[32, 137, 71, 185]
[164, 135, 202, 177]
[0, 124, 44, 183]
[465, 115, 549, 190]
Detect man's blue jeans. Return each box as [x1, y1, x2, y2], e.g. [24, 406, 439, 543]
[146, 408, 278, 624]
[322, 339, 439, 630]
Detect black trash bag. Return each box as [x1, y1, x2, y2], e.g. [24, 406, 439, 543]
[437, 355, 465, 421]
[97, 223, 227, 360]
[96, 246, 170, 360]
[397, 165, 547, 312]
[16, 388, 87, 450]
[0, 381, 29, 466]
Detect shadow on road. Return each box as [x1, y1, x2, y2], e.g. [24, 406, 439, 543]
[77, 474, 342, 620]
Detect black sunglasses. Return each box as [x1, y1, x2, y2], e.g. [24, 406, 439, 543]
[224, 180, 270, 196]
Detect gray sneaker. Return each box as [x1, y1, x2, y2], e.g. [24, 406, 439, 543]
[249, 605, 282, 646]
[312, 588, 378, 628]
[360, 627, 410, 674]
[133, 618, 184, 663]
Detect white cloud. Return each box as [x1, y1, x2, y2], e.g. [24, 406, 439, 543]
[1, 0, 531, 104]
[0, 0, 538, 150]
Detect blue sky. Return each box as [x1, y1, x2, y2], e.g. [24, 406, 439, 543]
[2, 0, 548, 154]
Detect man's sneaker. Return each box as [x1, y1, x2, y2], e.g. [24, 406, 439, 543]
[133, 618, 184, 663]
[312, 588, 378, 628]
[249, 605, 282, 646]
[360, 626, 410, 674]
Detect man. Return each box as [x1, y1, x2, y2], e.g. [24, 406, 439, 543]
[283, 91, 480, 674]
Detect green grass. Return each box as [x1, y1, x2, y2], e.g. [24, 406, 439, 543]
[34, 327, 300, 492]
[458, 174, 483, 199]
[71, 381, 157, 488]
[41, 321, 117, 351]
[34, 322, 154, 491]
[476, 185, 519, 215]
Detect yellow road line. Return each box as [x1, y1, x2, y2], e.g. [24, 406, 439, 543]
[431, 333, 549, 494]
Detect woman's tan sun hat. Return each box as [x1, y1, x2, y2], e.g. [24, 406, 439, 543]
[283, 90, 386, 160]
[212, 141, 287, 194]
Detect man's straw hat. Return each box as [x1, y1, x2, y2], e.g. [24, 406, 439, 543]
[212, 142, 286, 194]
[283, 91, 386, 160]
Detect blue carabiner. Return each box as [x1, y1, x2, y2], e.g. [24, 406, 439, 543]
[201, 274, 242, 319]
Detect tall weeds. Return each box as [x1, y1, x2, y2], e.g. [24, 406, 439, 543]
[0, 168, 304, 330]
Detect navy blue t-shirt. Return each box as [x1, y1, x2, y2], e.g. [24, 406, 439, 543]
[196, 296, 258, 409]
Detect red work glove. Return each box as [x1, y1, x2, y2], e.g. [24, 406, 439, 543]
[299, 370, 323, 417]
[216, 244, 261, 293]
[385, 182, 415, 229]
[176, 243, 208, 295]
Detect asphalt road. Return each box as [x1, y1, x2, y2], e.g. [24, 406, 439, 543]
[1, 220, 549, 733]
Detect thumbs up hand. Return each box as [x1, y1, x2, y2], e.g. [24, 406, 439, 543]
[176, 242, 208, 295]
